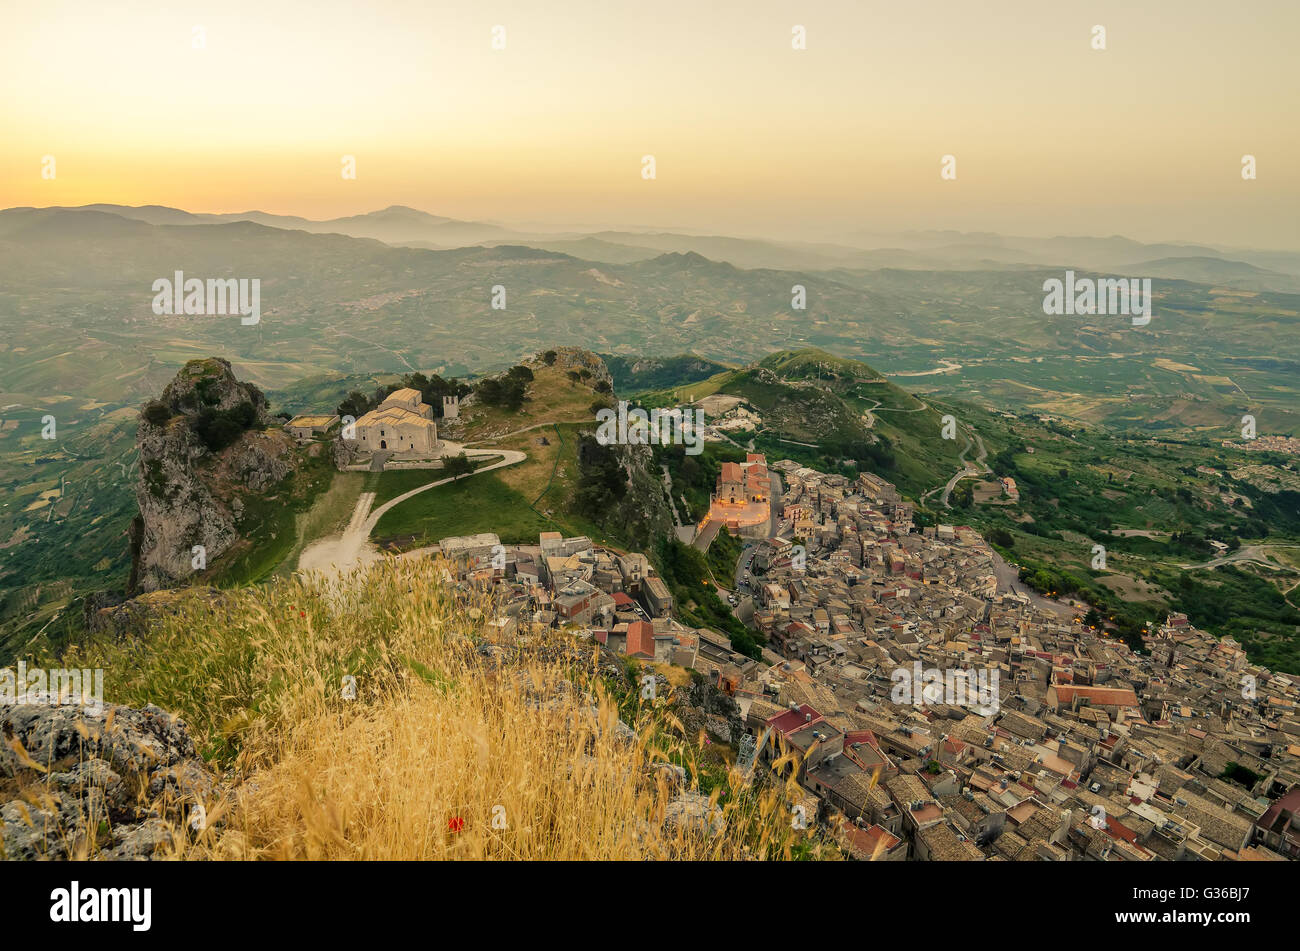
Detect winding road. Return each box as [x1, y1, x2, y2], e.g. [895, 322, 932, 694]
[298, 449, 525, 579]
[1179, 544, 1300, 572]
[921, 426, 990, 509]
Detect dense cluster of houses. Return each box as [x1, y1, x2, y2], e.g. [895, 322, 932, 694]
[721, 460, 1300, 861]
[432, 530, 754, 674]
[432, 457, 1300, 861]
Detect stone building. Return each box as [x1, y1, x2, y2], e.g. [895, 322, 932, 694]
[353, 388, 439, 456]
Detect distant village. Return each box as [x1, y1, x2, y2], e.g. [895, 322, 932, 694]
[421, 451, 1300, 862]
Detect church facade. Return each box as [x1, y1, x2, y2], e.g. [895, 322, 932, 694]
[353, 388, 439, 456]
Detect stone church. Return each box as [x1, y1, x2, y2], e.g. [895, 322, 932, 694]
[353, 388, 439, 456]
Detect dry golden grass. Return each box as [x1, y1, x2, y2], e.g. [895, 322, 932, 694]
[71, 558, 832, 860]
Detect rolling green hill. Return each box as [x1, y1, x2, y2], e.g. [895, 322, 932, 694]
[635, 348, 970, 499]
[600, 353, 731, 393]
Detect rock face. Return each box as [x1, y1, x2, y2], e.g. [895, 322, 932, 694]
[130, 358, 298, 594]
[0, 699, 216, 860]
[679, 674, 746, 748]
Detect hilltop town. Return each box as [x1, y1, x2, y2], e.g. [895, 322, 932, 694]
[434, 453, 1300, 862]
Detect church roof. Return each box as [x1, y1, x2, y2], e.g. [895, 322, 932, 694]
[356, 405, 435, 429]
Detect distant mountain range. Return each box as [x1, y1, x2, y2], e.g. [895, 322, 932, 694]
[0, 201, 1296, 444]
[8, 203, 1300, 292]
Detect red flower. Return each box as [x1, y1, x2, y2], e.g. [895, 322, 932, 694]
[300, 610, 306, 618]
[448, 816, 465, 833]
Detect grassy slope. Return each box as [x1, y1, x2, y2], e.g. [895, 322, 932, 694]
[949, 411, 1300, 670]
[65, 558, 828, 859]
[203, 440, 341, 587]
[372, 474, 554, 546]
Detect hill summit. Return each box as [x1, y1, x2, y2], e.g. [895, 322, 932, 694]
[129, 359, 298, 594]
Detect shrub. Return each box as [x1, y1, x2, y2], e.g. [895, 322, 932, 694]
[142, 401, 172, 426]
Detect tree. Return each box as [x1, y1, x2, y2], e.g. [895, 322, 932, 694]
[442, 453, 474, 480]
[952, 480, 973, 508]
[476, 367, 530, 411]
[337, 389, 371, 419]
[193, 401, 257, 452]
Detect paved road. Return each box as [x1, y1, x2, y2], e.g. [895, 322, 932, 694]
[937, 429, 990, 509]
[661, 464, 685, 529]
[1179, 544, 1300, 572]
[692, 519, 721, 552]
[298, 449, 526, 579]
[861, 395, 930, 429]
[990, 549, 1076, 620]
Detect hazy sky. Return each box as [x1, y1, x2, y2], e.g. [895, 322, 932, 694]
[3, 0, 1297, 248]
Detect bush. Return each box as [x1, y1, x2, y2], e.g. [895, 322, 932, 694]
[193, 401, 257, 452]
[476, 368, 530, 411]
[142, 401, 172, 426]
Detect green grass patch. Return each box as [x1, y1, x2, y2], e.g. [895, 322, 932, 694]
[370, 456, 503, 507]
[373, 473, 553, 546]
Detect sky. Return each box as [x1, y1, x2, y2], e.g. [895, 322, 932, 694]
[2, 0, 1298, 248]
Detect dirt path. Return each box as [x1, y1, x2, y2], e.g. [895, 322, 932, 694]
[297, 449, 525, 579]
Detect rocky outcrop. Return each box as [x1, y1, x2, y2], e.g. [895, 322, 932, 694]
[86, 586, 235, 639]
[678, 673, 746, 748]
[535, 346, 613, 387]
[130, 358, 298, 594]
[0, 699, 217, 860]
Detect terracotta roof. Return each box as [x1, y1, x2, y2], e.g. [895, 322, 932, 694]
[767, 704, 823, 735]
[1051, 685, 1139, 707]
[626, 621, 656, 658]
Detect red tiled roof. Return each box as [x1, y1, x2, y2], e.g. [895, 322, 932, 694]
[1052, 685, 1139, 707]
[626, 621, 656, 658]
[1105, 815, 1139, 843]
[843, 823, 900, 857]
[1258, 787, 1300, 829]
[767, 704, 822, 735]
